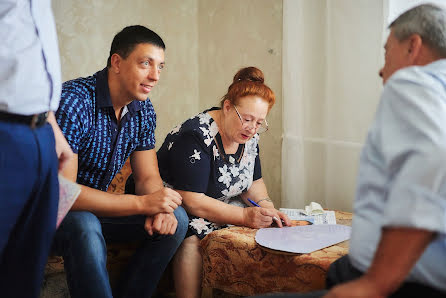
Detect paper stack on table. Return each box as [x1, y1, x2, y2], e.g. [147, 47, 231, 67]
[57, 174, 81, 228]
[279, 201, 336, 225]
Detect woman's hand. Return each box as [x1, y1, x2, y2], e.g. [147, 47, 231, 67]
[242, 207, 276, 228]
[261, 208, 292, 228]
[272, 209, 292, 227]
[242, 207, 292, 228]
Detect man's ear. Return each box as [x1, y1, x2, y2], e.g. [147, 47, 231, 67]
[407, 34, 423, 63]
[110, 53, 122, 74]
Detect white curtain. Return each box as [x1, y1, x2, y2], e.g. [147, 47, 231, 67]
[281, 0, 446, 211]
[281, 0, 385, 211]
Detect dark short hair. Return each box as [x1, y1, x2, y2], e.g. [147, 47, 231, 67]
[106, 25, 165, 67]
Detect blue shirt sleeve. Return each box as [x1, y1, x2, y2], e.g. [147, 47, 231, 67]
[163, 130, 211, 193]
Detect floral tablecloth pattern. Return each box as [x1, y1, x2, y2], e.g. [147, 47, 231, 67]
[200, 211, 353, 296]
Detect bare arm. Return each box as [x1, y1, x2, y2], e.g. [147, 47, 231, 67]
[130, 149, 164, 194]
[61, 153, 180, 217]
[61, 153, 144, 216]
[177, 190, 277, 228]
[240, 178, 273, 207]
[240, 178, 291, 227]
[325, 227, 435, 298]
[131, 149, 182, 235]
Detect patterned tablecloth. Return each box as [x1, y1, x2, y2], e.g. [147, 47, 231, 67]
[200, 211, 353, 296]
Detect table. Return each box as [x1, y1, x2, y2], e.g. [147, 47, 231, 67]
[200, 211, 352, 296]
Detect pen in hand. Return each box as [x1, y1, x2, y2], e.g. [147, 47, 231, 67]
[247, 198, 281, 224]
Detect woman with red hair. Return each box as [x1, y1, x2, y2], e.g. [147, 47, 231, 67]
[156, 66, 290, 297]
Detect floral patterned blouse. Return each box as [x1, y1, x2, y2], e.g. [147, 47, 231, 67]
[157, 107, 262, 239]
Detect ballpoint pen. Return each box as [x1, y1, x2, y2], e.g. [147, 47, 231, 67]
[247, 198, 281, 224]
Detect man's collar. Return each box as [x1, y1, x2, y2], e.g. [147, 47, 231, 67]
[96, 68, 113, 108]
[95, 67, 143, 115]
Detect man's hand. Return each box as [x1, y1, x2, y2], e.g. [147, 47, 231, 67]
[324, 277, 386, 298]
[139, 187, 182, 215]
[325, 228, 435, 298]
[47, 112, 73, 171]
[144, 213, 178, 236]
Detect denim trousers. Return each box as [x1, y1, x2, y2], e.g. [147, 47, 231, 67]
[0, 122, 59, 298]
[52, 206, 188, 298]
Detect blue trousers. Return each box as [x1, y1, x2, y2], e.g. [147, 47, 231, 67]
[52, 206, 188, 298]
[0, 122, 59, 298]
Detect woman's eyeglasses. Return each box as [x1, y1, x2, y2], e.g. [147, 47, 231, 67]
[233, 105, 269, 134]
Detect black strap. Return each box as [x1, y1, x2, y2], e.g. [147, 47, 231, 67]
[0, 111, 48, 128]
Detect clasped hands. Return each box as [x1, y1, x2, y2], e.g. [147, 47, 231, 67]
[138, 187, 183, 236]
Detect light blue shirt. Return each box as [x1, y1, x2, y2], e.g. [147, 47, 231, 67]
[0, 0, 61, 115]
[349, 59, 446, 292]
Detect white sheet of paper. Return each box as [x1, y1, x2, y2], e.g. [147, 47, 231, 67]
[57, 174, 81, 228]
[255, 224, 351, 254]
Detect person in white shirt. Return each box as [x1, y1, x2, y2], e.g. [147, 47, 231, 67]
[0, 1, 72, 297]
[254, 3, 446, 298]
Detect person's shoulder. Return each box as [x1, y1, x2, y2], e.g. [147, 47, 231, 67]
[58, 73, 98, 120]
[183, 111, 216, 136]
[388, 60, 446, 90]
[60, 73, 97, 108]
[381, 60, 446, 118]
[137, 98, 156, 120]
[138, 97, 154, 110]
[167, 110, 217, 147]
[62, 73, 97, 96]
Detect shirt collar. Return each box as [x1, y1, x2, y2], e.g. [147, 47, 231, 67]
[96, 67, 113, 108]
[95, 67, 142, 115]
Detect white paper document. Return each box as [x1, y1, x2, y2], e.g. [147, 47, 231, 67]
[280, 208, 337, 225]
[57, 175, 81, 228]
[255, 224, 352, 254]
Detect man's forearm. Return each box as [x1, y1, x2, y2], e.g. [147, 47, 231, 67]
[71, 184, 143, 217]
[135, 176, 164, 196]
[363, 227, 435, 296]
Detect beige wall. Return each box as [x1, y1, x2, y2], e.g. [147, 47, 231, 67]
[197, 0, 283, 205]
[52, 0, 200, 143]
[53, 0, 283, 205]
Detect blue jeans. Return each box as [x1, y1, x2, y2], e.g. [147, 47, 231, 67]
[52, 207, 188, 298]
[0, 122, 59, 298]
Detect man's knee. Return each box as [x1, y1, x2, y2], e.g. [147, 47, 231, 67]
[54, 211, 106, 255]
[173, 206, 188, 239]
[326, 255, 363, 289]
